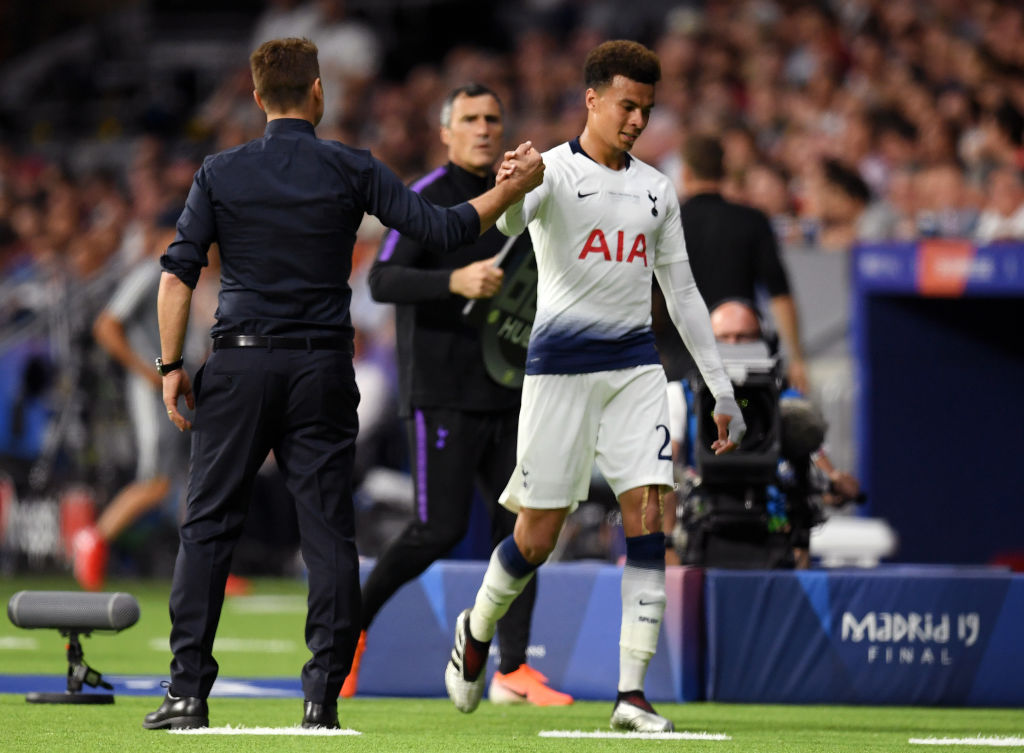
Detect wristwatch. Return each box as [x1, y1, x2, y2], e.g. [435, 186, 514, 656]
[155, 356, 183, 376]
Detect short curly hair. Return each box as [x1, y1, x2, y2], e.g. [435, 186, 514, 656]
[250, 37, 320, 112]
[583, 40, 661, 90]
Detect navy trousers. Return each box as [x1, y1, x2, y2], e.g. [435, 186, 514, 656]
[168, 346, 360, 703]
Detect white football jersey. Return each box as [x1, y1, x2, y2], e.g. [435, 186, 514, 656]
[498, 139, 687, 375]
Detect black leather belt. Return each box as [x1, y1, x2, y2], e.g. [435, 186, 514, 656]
[213, 335, 352, 353]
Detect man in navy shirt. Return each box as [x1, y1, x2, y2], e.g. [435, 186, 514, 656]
[144, 37, 543, 731]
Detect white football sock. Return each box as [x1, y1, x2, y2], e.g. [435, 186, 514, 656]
[470, 545, 536, 642]
[618, 558, 666, 692]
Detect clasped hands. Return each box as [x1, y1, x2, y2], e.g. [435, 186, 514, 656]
[496, 141, 544, 192]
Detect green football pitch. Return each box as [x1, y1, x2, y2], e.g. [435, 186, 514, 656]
[3, 576, 1022, 753]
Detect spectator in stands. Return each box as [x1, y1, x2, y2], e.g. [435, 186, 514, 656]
[816, 158, 873, 250]
[720, 123, 760, 199]
[967, 100, 1024, 178]
[975, 166, 1024, 245]
[306, 0, 381, 130]
[914, 162, 980, 239]
[875, 166, 921, 241]
[743, 162, 801, 248]
[249, 0, 318, 48]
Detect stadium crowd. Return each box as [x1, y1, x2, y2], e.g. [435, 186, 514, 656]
[1, 0, 1024, 575]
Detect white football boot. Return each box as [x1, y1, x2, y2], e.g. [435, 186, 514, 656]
[444, 609, 486, 713]
[610, 695, 675, 732]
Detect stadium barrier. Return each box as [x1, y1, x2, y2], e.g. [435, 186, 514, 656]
[359, 561, 1023, 705]
[357, 560, 704, 702]
[704, 565, 1024, 706]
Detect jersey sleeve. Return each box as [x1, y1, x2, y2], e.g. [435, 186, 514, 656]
[496, 161, 551, 237]
[653, 259, 735, 401]
[652, 179, 689, 268]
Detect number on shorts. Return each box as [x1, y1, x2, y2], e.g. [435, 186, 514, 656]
[656, 424, 671, 461]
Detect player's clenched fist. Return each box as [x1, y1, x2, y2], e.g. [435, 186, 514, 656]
[497, 141, 544, 192]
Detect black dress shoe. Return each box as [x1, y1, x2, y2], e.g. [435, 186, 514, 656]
[302, 700, 340, 729]
[143, 690, 209, 730]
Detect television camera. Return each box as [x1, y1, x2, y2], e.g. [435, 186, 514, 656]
[678, 340, 826, 568]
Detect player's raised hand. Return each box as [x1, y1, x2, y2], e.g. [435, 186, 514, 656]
[450, 257, 504, 299]
[501, 141, 544, 193]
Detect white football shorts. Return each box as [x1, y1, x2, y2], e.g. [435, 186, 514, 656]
[499, 364, 675, 512]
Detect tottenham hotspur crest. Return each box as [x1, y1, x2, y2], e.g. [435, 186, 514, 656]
[647, 190, 658, 217]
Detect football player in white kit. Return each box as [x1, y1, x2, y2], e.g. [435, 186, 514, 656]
[444, 40, 746, 732]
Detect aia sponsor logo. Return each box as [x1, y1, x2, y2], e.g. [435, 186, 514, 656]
[578, 229, 648, 266]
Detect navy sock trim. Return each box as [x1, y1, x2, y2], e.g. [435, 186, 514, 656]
[496, 535, 538, 579]
[625, 532, 666, 569]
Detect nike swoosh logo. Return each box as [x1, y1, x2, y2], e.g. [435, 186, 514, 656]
[577, 190, 598, 198]
[638, 599, 666, 606]
[498, 684, 527, 699]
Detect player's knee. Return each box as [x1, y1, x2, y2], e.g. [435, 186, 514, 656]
[514, 528, 558, 565]
[514, 507, 567, 564]
[516, 537, 555, 565]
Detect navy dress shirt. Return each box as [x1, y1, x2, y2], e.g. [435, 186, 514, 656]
[161, 118, 480, 341]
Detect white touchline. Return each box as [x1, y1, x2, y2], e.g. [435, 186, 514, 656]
[909, 737, 1024, 747]
[0, 637, 39, 649]
[169, 726, 360, 736]
[148, 637, 297, 653]
[539, 730, 731, 741]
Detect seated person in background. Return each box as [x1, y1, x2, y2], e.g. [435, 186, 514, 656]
[743, 162, 802, 248]
[667, 299, 860, 568]
[816, 159, 872, 251]
[913, 162, 980, 239]
[974, 166, 1024, 245]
